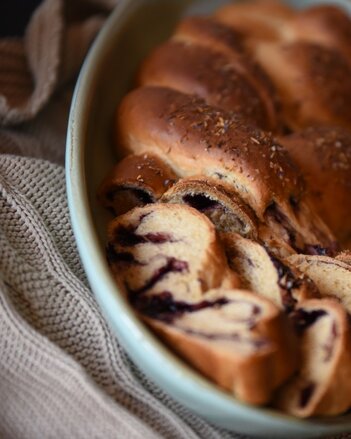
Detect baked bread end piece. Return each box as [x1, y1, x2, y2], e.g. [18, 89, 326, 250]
[142, 288, 298, 405]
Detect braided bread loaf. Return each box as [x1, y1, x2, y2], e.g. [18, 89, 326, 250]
[99, 153, 177, 216]
[279, 126, 351, 245]
[253, 41, 351, 130]
[99, 0, 351, 417]
[138, 17, 280, 131]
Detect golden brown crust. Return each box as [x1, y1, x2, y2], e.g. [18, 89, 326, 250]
[138, 40, 278, 131]
[276, 298, 351, 417]
[288, 5, 351, 64]
[116, 86, 301, 217]
[116, 86, 336, 253]
[98, 153, 178, 216]
[254, 42, 351, 130]
[279, 126, 351, 243]
[141, 289, 298, 405]
[215, 0, 295, 42]
[174, 16, 245, 56]
[172, 16, 281, 131]
[161, 177, 258, 239]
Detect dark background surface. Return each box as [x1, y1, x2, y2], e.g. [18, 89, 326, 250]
[0, 0, 43, 37]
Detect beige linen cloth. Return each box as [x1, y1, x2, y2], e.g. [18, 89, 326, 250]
[0, 1, 349, 438]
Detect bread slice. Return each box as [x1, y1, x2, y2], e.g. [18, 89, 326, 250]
[107, 203, 240, 304]
[222, 232, 317, 312]
[106, 204, 299, 403]
[161, 177, 257, 239]
[141, 288, 298, 405]
[276, 299, 351, 417]
[287, 254, 351, 312]
[98, 153, 177, 216]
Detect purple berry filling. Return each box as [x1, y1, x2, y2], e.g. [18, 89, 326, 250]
[265, 202, 297, 250]
[128, 258, 189, 297]
[303, 244, 337, 257]
[183, 194, 220, 212]
[144, 232, 173, 243]
[267, 252, 301, 312]
[322, 321, 337, 362]
[115, 227, 174, 247]
[133, 291, 262, 329]
[291, 308, 327, 335]
[115, 226, 147, 246]
[133, 291, 229, 322]
[106, 244, 142, 265]
[299, 383, 315, 408]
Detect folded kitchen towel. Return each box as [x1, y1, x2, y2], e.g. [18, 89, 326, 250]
[0, 1, 349, 438]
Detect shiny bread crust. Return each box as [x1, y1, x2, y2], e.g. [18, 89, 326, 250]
[138, 16, 280, 131]
[279, 126, 351, 243]
[116, 86, 301, 217]
[98, 153, 178, 216]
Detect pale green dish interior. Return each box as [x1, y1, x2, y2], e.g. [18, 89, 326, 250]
[66, 0, 351, 437]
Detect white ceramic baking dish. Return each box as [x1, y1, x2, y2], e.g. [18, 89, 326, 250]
[66, 0, 351, 436]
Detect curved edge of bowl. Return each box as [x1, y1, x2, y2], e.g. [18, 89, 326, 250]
[65, 0, 351, 436]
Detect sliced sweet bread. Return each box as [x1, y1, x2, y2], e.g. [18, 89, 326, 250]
[140, 288, 298, 405]
[161, 177, 258, 239]
[276, 299, 351, 417]
[117, 86, 336, 254]
[287, 254, 351, 313]
[98, 153, 177, 216]
[221, 232, 317, 312]
[138, 16, 280, 132]
[106, 203, 240, 304]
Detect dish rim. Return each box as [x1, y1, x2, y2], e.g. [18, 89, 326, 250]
[66, 0, 351, 435]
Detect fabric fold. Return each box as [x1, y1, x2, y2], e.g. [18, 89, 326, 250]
[0, 0, 348, 437]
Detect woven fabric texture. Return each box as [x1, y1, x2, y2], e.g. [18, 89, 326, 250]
[0, 0, 349, 438]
